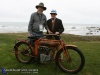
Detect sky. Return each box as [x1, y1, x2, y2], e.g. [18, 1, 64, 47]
[0, 0, 100, 24]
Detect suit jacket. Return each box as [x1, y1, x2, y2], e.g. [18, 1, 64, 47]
[47, 18, 64, 34]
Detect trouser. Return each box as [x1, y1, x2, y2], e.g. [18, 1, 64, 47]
[30, 32, 43, 46]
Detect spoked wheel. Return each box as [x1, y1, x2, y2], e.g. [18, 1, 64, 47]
[14, 42, 33, 64]
[55, 46, 85, 74]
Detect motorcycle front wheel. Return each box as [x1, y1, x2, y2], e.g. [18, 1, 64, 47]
[55, 46, 85, 74]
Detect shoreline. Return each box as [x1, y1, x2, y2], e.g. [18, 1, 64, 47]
[0, 32, 100, 36]
[0, 32, 28, 33]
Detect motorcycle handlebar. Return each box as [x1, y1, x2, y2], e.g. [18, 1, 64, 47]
[27, 34, 61, 39]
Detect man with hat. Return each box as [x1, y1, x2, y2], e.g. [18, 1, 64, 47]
[28, 2, 51, 37]
[47, 9, 64, 40]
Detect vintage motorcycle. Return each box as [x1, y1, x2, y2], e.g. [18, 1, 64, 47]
[14, 34, 85, 74]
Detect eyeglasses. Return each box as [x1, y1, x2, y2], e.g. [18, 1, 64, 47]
[50, 13, 56, 15]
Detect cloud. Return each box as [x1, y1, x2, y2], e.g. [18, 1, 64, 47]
[0, 0, 100, 24]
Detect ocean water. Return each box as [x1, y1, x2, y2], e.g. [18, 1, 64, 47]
[0, 22, 100, 36]
[0, 22, 28, 33]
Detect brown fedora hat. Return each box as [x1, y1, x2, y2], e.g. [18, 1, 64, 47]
[36, 2, 46, 10]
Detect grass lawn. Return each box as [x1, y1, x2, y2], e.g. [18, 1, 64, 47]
[0, 33, 100, 75]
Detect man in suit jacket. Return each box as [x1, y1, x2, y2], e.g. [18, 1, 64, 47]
[47, 9, 64, 40]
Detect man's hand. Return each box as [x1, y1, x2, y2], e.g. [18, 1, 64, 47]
[47, 30, 52, 34]
[55, 32, 59, 35]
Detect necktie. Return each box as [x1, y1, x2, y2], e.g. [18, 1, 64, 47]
[52, 18, 55, 31]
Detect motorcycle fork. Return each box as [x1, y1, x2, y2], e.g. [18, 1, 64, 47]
[63, 47, 71, 62]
